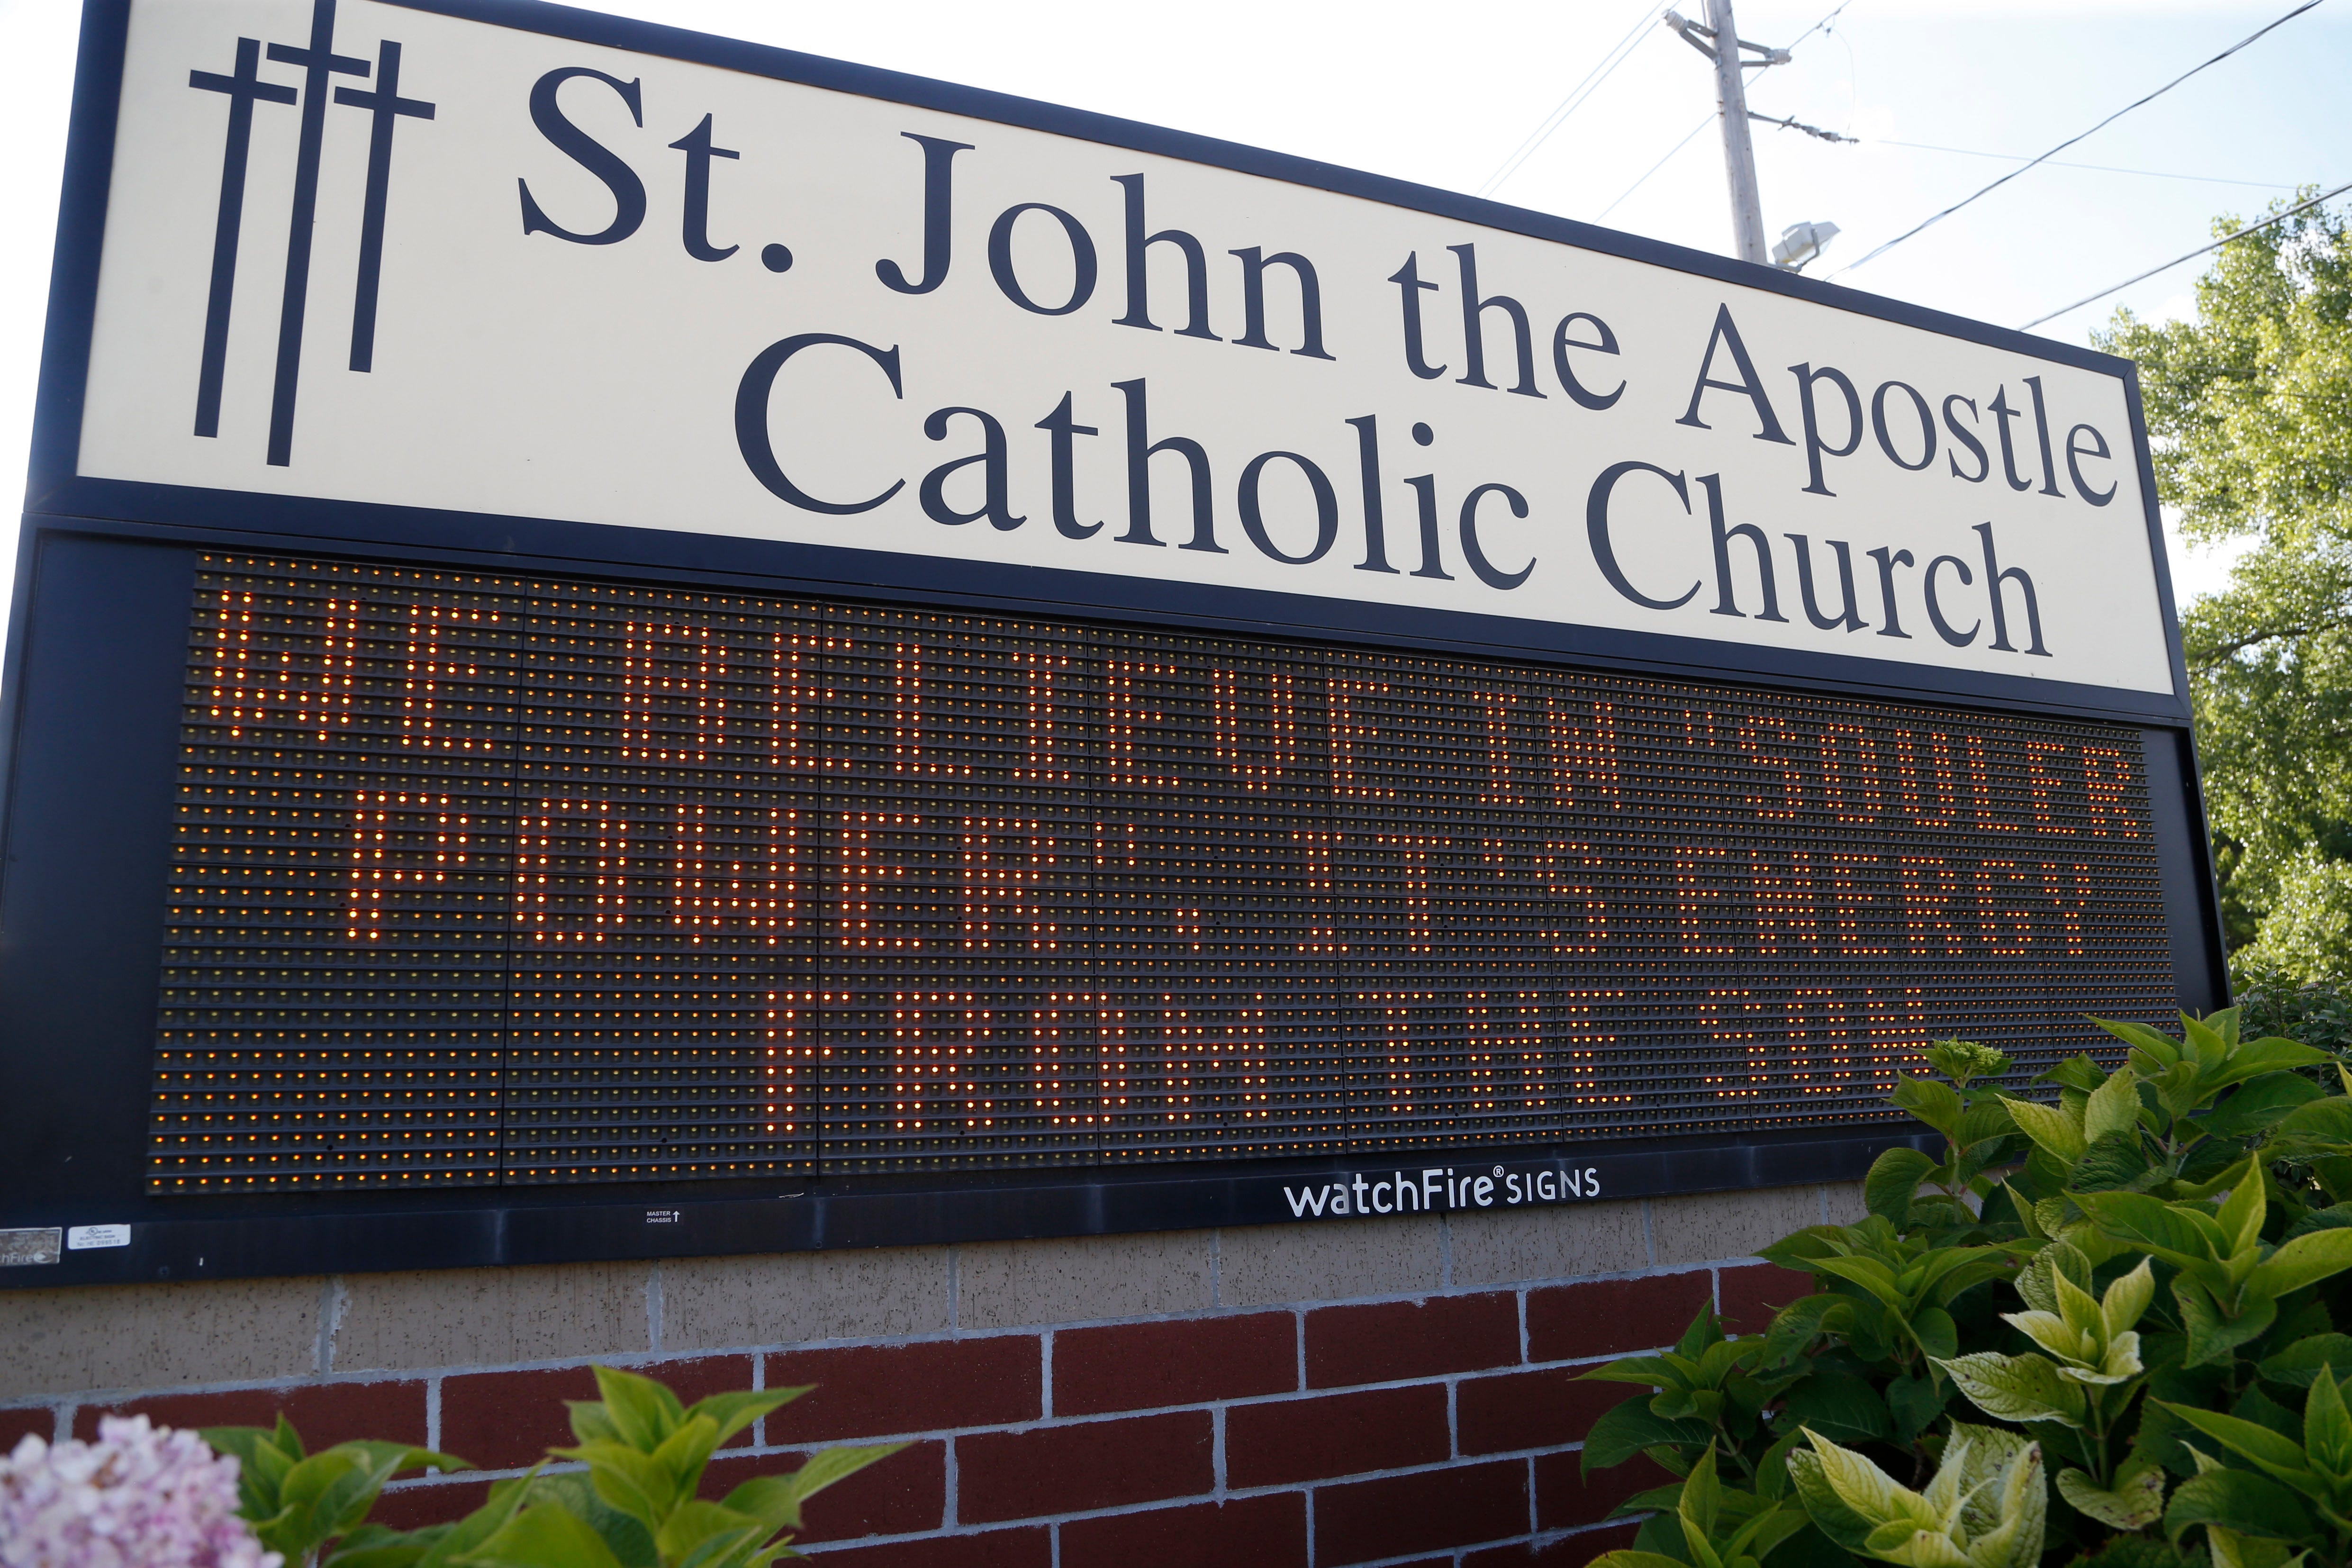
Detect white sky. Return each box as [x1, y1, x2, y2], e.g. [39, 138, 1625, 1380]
[7, 0, 2341, 632]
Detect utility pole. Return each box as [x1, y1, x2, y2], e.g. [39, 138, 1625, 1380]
[1705, 0, 1768, 264]
[1665, 3, 1795, 266]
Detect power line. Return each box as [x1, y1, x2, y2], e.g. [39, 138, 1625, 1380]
[1476, 1, 1659, 198]
[1739, 0, 1863, 137]
[1783, 0, 1858, 52]
[2019, 179, 2351, 330]
[1754, 110, 1856, 144]
[1596, 114, 1715, 222]
[1827, 0, 2330, 279]
[1480, 0, 1859, 203]
[1875, 139, 2299, 191]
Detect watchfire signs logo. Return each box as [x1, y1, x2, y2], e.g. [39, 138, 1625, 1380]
[77, 0, 2174, 697]
[185, 0, 434, 466]
[1278, 1161, 1605, 1221]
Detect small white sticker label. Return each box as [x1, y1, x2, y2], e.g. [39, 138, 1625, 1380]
[67, 1224, 131, 1250]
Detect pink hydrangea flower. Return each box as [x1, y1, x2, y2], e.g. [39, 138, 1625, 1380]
[0, 1416, 281, 1568]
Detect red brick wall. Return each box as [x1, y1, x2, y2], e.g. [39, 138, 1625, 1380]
[0, 1260, 1816, 1568]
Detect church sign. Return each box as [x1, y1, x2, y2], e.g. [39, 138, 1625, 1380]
[0, 0, 2217, 1284]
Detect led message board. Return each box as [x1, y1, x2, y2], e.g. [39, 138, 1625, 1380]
[0, 0, 2218, 1284]
[164, 553, 2171, 1194]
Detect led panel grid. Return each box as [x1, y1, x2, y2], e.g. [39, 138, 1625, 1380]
[820, 604, 1103, 1169]
[155, 564, 523, 1189]
[501, 586, 823, 1184]
[150, 555, 2178, 1190]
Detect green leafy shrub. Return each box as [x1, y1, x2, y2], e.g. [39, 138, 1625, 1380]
[1583, 1012, 2352, 1568]
[199, 1420, 461, 1568]
[1791, 1423, 2046, 1568]
[2234, 961, 2352, 1060]
[207, 1366, 898, 1568]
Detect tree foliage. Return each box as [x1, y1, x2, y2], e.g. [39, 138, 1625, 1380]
[2099, 196, 2352, 973]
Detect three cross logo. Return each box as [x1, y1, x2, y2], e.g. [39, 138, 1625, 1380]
[188, 0, 434, 466]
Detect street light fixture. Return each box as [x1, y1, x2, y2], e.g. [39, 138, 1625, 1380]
[1773, 220, 1841, 272]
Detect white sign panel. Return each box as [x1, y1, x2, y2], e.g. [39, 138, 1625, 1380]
[75, 0, 2172, 694]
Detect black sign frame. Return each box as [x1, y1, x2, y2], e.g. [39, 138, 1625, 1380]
[0, 0, 2223, 1289]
